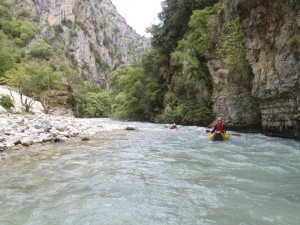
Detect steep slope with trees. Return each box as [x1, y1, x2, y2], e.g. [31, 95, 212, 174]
[0, 0, 147, 116]
[131, 0, 299, 139]
[1, 0, 299, 139]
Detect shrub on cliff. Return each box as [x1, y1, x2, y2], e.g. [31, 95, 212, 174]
[29, 39, 55, 60]
[159, 4, 220, 125]
[0, 94, 14, 110]
[218, 18, 251, 76]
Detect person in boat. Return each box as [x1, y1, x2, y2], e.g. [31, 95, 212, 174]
[170, 123, 178, 130]
[211, 117, 226, 134]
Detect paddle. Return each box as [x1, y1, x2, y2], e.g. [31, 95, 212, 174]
[205, 129, 211, 133]
[205, 129, 241, 136]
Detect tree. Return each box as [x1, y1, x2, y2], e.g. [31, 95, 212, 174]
[150, 0, 218, 56]
[108, 62, 164, 121]
[4, 64, 35, 112]
[73, 91, 111, 118]
[0, 50, 15, 77]
[4, 62, 64, 113]
[29, 39, 55, 60]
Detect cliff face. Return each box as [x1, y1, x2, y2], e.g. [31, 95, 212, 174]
[208, 0, 300, 139]
[20, 0, 148, 85]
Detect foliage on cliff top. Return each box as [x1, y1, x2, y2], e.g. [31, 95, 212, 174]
[0, 1, 89, 113]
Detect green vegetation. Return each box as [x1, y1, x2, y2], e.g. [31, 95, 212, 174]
[0, 94, 14, 110]
[29, 39, 55, 60]
[53, 24, 63, 35]
[74, 91, 111, 118]
[104, 11, 217, 124]
[218, 18, 251, 75]
[151, 3, 221, 125]
[100, 1, 221, 125]
[0, 12, 36, 46]
[186, 3, 221, 55]
[0, 0, 217, 123]
[0, 46, 15, 77]
[0, 1, 87, 113]
[150, 0, 212, 56]
[0, 0, 262, 125]
[108, 63, 164, 121]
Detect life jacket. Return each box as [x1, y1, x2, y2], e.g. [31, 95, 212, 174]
[215, 122, 225, 133]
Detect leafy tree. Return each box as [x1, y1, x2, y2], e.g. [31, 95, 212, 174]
[149, 0, 218, 56]
[0, 2, 13, 20]
[4, 64, 34, 112]
[2, 19, 36, 46]
[60, 64, 84, 91]
[108, 65, 144, 119]
[29, 39, 55, 60]
[0, 1, 36, 46]
[73, 91, 111, 118]
[3, 62, 64, 112]
[26, 63, 62, 95]
[108, 63, 164, 121]
[4, 64, 30, 93]
[0, 50, 15, 77]
[0, 0, 14, 8]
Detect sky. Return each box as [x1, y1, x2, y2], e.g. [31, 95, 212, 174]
[110, 0, 163, 37]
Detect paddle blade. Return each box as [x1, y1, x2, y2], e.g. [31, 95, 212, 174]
[231, 133, 241, 136]
[205, 129, 211, 133]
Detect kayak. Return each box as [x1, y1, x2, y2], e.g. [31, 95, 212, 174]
[209, 132, 230, 141]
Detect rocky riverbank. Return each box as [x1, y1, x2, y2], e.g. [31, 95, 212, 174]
[0, 114, 137, 151]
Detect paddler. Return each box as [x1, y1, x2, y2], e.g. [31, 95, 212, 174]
[170, 123, 178, 130]
[210, 117, 226, 134]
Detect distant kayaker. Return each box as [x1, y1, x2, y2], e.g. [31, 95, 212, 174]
[170, 123, 178, 130]
[211, 117, 226, 134]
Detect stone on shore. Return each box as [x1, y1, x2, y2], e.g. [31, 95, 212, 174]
[0, 114, 136, 151]
[123, 125, 138, 131]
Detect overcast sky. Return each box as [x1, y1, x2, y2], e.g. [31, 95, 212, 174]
[110, 0, 163, 37]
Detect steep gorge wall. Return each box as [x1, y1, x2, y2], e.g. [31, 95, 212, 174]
[20, 0, 148, 85]
[208, 0, 300, 139]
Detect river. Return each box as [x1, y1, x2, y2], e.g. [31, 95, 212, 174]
[0, 120, 299, 225]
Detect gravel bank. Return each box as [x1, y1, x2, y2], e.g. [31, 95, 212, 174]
[0, 114, 137, 151]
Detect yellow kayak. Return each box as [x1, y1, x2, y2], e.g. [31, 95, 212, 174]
[209, 132, 230, 141]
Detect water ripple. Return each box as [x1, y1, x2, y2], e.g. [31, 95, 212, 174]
[0, 121, 299, 224]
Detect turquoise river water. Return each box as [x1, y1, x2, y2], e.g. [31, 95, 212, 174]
[0, 120, 300, 225]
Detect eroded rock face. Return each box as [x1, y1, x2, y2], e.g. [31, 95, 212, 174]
[241, 0, 300, 139]
[208, 0, 299, 139]
[22, 0, 148, 86]
[208, 58, 262, 132]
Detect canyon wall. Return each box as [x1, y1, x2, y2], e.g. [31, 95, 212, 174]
[20, 0, 148, 85]
[208, 0, 299, 139]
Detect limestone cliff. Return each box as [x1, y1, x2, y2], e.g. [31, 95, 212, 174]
[208, 0, 299, 139]
[18, 0, 148, 86]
